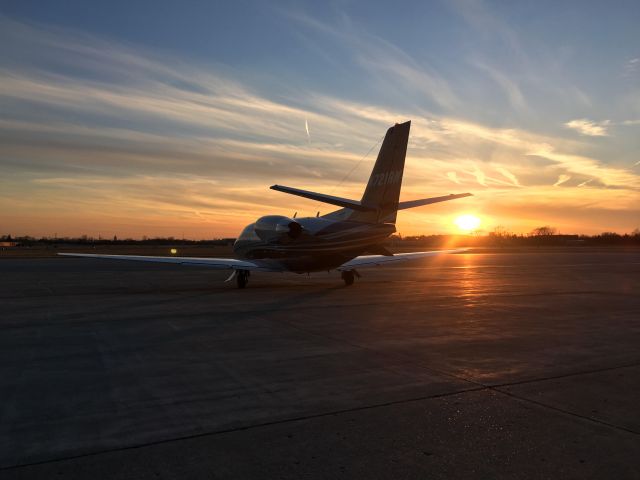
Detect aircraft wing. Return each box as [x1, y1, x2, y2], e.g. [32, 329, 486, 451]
[57, 253, 279, 271]
[337, 249, 467, 270]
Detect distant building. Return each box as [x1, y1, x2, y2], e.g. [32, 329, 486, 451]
[0, 241, 18, 247]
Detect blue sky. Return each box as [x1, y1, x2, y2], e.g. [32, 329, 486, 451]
[1, 1, 639, 237]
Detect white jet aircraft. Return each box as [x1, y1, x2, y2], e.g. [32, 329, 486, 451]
[61, 121, 471, 288]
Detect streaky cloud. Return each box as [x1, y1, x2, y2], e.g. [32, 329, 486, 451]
[468, 165, 487, 186]
[446, 171, 461, 184]
[472, 61, 527, 111]
[495, 166, 521, 186]
[564, 119, 610, 137]
[553, 174, 571, 187]
[287, 10, 460, 111]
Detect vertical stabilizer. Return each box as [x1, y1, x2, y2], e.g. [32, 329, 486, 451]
[355, 120, 410, 223]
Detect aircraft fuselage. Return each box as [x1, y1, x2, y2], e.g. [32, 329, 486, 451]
[233, 215, 395, 273]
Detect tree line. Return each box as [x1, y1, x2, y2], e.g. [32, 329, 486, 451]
[2, 227, 640, 247]
[394, 226, 640, 247]
[0, 235, 235, 246]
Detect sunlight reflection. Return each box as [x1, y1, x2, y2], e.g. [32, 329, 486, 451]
[457, 253, 481, 309]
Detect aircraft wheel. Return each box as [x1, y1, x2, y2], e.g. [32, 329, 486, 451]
[341, 270, 355, 286]
[236, 270, 249, 289]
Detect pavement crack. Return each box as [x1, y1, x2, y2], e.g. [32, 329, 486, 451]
[490, 388, 640, 435]
[263, 318, 640, 438]
[0, 385, 485, 472]
[489, 361, 640, 389]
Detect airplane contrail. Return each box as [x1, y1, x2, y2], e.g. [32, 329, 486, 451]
[305, 118, 310, 144]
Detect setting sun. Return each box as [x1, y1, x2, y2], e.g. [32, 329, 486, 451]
[454, 214, 481, 232]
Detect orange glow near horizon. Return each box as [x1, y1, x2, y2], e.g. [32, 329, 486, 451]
[1, 14, 640, 240]
[4, 201, 638, 240]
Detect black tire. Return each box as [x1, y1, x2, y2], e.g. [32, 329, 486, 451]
[341, 270, 355, 286]
[236, 270, 249, 289]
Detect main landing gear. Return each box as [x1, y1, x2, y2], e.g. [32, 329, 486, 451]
[236, 269, 250, 289]
[341, 269, 360, 286]
[228, 269, 359, 289]
[226, 269, 251, 289]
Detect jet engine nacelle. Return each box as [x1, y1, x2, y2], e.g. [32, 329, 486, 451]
[254, 215, 303, 241]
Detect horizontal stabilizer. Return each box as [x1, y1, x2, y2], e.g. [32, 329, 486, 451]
[270, 185, 375, 212]
[398, 193, 472, 210]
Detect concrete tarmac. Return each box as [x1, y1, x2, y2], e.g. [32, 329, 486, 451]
[1, 250, 639, 479]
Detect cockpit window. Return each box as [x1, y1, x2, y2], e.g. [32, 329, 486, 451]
[237, 223, 260, 241]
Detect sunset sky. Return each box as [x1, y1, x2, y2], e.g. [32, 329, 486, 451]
[1, 1, 639, 238]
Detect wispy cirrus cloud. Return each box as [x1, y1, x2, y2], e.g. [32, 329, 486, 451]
[564, 119, 610, 137]
[286, 11, 460, 112]
[553, 174, 571, 187]
[447, 0, 595, 116]
[495, 166, 521, 186]
[446, 171, 461, 184]
[467, 165, 487, 186]
[624, 58, 639, 76]
[472, 61, 527, 111]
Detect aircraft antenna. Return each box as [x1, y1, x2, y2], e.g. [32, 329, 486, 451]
[314, 134, 384, 215]
[331, 134, 384, 194]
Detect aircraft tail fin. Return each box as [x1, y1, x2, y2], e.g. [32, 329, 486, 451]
[353, 120, 411, 224]
[271, 120, 471, 224]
